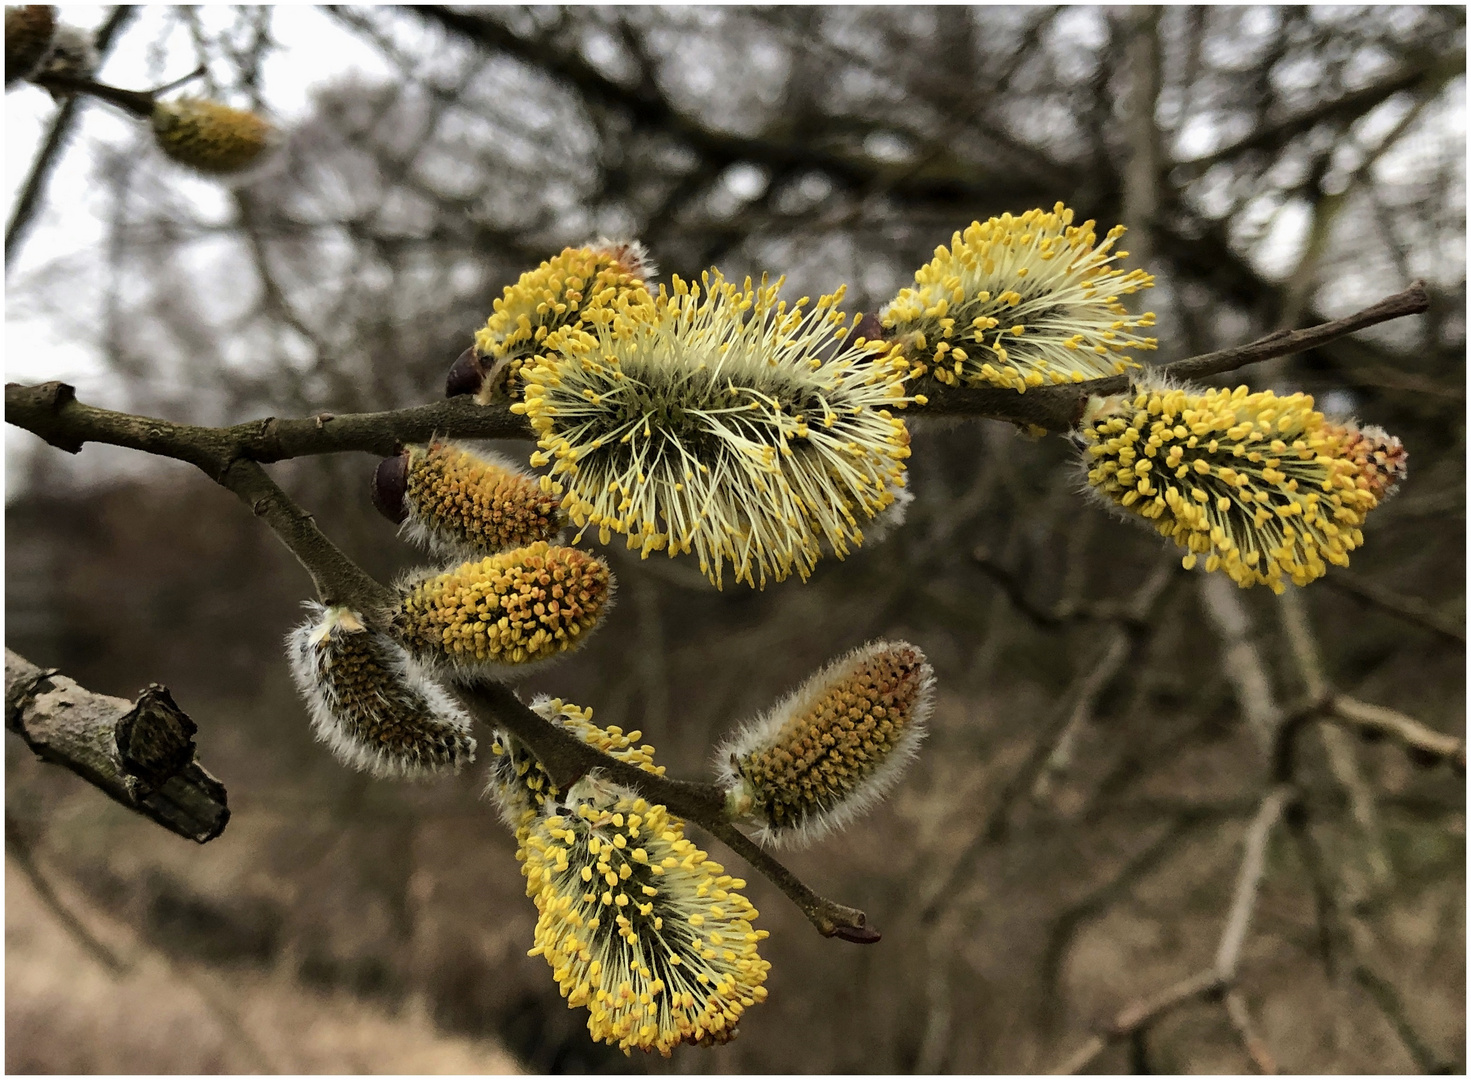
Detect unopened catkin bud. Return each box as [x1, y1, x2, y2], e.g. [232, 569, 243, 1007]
[716, 641, 933, 848]
[152, 97, 275, 175]
[5, 5, 56, 86]
[390, 439, 564, 558]
[393, 542, 613, 674]
[286, 603, 475, 779]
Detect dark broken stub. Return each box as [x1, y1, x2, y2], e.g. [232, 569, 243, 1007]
[445, 345, 485, 398]
[371, 450, 410, 524]
[832, 923, 882, 945]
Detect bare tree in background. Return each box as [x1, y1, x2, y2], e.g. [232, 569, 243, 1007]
[6, 6, 1464, 1073]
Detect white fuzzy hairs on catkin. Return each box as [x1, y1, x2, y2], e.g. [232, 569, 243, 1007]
[286, 603, 475, 780]
[714, 640, 934, 849]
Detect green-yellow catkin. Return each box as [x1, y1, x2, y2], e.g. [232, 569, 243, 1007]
[5, 5, 56, 86]
[882, 202, 1157, 393]
[401, 439, 565, 558]
[485, 697, 665, 839]
[286, 603, 475, 779]
[472, 240, 656, 400]
[522, 784, 770, 1056]
[151, 97, 275, 175]
[1080, 378, 1398, 592]
[515, 270, 914, 589]
[393, 542, 613, 672]
[716, 640, 934, 847]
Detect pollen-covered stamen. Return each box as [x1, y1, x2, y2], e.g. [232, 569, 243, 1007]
[398, 439, 565, 558]
[392, 542, 612, 671]
[472, 242, 656, 401]
[522, 787, 771, 1056]
[516, 270, 915, 589]
[882, 202, 1157, 394]
[485, 697, 665, 837]
[286, 603, 475, 779]
[151, 97, 276, 175]
[1080, 378, 1389, 593]
[716, 641, 933, 848]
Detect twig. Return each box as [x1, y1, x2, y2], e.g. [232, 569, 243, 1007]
[1351, 965, 1452, 1073]
[457, 681, 875, 940]
[5, 813, 128, 974]
[1052, 968, 1223, 1075]
[5, 285, 1431, 466]
[1327, 695, 1466, 774]
[1214, 787, 1291, 981]
[916, 281, 1430, 431]
[1053, 786, 1290, 1074]
[5, 7, 138, 271]
[5, 650, 229, 843]
[1320, 573, 1465, 646]
[1223, 989, 1278, 1074]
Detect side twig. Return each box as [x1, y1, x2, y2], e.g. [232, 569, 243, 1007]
[5, 650, 229, 844]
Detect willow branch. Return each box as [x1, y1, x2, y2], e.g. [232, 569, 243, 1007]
[5, 284, 1429, 469]
[1327, 695, 1466, 774]
[1053, 785, 1289, 1074]
[5, 649, 229, 843]
[918, 280, 1430, 431]
[457, 682, 875, 940]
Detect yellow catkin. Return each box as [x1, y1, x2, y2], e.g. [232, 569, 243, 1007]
[286, 604, 475, 778]
[472, 241, 655, 399]
[718, 641, 933, 847]
[402, 439, 564, 557]
[522, 787, 770, 1056]
[882, 202, 1157, 393]
[515, 269, 915, 589]
[5, 5, 56, 86]
[151, 98, 275, 175]
[486, 697, 665, 841]
[1081, 379, 1393, 592]
[393, 542, 612, 670]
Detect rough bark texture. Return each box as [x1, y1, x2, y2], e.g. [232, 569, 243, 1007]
[4, 649, 228, 843]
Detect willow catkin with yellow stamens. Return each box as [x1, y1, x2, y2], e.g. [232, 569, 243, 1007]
[485, 696, 665, 837]
[716, 641, 933, 848]
[379, 439, 566, 558]
[392, 542, 613, 673]
[516, 270, 915, 589]
[467, 240, 656, 401]
[522, 783, 770, 1056]
[882, 202, 1157, 393]
[151, 97, 275, 175]
[286, 603, 475, 779]
[1079, 377, 1395, 592]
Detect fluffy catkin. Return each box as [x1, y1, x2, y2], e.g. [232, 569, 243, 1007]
[515, 270, 915, 589]
[472, 240, 655, 400]
[716, 641, 933, 847]
[151, 97, 275, 175]
[286, 604, 475, 779]
[882, 202, 1156, 392]
[1079, 377, 1395, 591]
[392, 542, 613, 674]
[521, 783, 770, 1055]
[399, 439, 565, 558]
